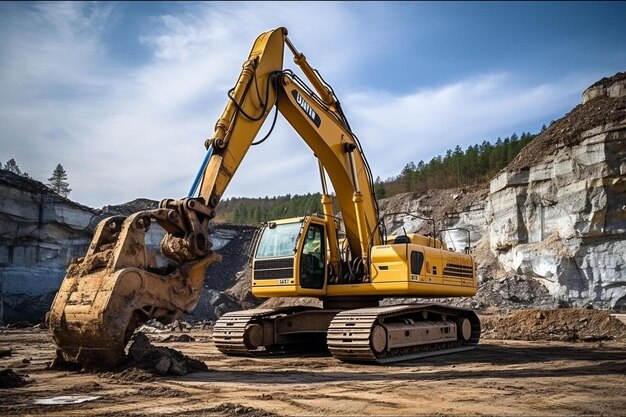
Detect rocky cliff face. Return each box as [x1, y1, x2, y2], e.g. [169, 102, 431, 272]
[0, 171, 96, 324]
[382, 72, 626, 309]
[0, 173, 258, 324]
[488, 73, 626, 308]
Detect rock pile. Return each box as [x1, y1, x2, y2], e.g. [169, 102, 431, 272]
[481, 308, 626, 342]
[125, 332, 208, 376]
[0, 368, 31, 388]
[205, 402, 279, 417]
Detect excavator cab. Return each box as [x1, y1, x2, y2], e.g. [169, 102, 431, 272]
[251, 216, 328, 298]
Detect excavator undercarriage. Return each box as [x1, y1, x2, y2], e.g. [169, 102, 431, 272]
[213, 303, 479, 364]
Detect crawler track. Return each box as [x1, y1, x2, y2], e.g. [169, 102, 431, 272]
[213, 306, 318, 355]
[327, 304, 480, 364]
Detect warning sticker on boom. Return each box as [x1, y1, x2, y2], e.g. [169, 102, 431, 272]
[292, 90, 321, 127]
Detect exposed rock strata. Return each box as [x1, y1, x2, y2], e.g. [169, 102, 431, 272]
[0, 171, 96, 324]
[0, 174, 258, 324]
[488, 73, 626, 308]
[382, 72, 626, 309]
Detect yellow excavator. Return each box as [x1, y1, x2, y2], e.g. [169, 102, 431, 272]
[48, 27, 479, 366]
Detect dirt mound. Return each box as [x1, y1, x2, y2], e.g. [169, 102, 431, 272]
[125, 332, 208, 376]
[99, 198, 159, 216]
[0, 369, 31, 388]
[205, 402, 279, 417]
[205, 224, 258, 291]
[506, 75, 626, 172]
[481, 308, 626, 342]
[103, 367, 156, 383]
[138, 385, 189, 398]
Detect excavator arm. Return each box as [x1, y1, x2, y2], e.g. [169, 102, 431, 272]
[196, 27, 380, 259]
[48, 27, 381, 367]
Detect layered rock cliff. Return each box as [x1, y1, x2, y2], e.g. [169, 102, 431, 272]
[0, 173, 257, 324]
[488, 72, 626, 308]
[0, 171, 96, 324]
[382, 72, 626, 309]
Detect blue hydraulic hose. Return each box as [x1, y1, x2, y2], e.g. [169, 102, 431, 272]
[187, 145, 214, 197]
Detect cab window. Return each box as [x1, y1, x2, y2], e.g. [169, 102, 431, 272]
[256, 222, 302, 258]
[299, 224, 325, 289]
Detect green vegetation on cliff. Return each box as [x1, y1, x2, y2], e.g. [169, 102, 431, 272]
[215, 131, 538, 223]
[381, 131, 537, 197]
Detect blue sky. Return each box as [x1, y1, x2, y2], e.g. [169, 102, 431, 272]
[1, 1, 625, 208]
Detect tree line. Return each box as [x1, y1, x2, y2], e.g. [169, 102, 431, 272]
[215, 193, 325, 224]
[215, 130, 539, 223]
[2, 159, 71, 197]
[377, 131, 537, 197]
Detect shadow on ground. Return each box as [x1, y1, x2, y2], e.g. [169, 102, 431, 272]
[176, 342, 626, 385]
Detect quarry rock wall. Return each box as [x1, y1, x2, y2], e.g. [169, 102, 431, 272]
[0, 171, 96, 324]
[488, 121, 626, 308]
[382, 73, 626, 308]
[487, 75, 626, 308]
[0, 172, 256, 324]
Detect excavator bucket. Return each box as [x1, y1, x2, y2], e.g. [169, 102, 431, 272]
[47, 212, 220, 368]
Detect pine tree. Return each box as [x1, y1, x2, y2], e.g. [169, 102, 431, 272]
[4, 159, 32, 178]
[374, 176, 386, 199]
[48, 163, 72, 197]
[4, 159, 22, 175]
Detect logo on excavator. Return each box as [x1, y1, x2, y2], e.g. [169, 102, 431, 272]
[292, 90, 321, 127]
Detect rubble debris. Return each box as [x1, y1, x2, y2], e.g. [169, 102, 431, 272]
[0, 368, 31, 388]
[138, 385, 190, 397]
[126, 332, 208, 376]
[102, 367, 155, 383]
[161, 334, 196, 343]
[205, 402, 279, 417]
[99, 198, 158, 216]
[0, 348, 12, 357]
[381, 274, 554, 311]
[481, 308, 626, 342]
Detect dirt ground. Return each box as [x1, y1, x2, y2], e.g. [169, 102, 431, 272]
[1, 323, 626, 417]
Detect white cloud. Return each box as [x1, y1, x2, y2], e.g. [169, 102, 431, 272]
[0, 2, 597, 210]
[343, 73, 589, 178]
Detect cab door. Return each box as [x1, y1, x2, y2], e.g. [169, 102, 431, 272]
[298, 221, 327, 294]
